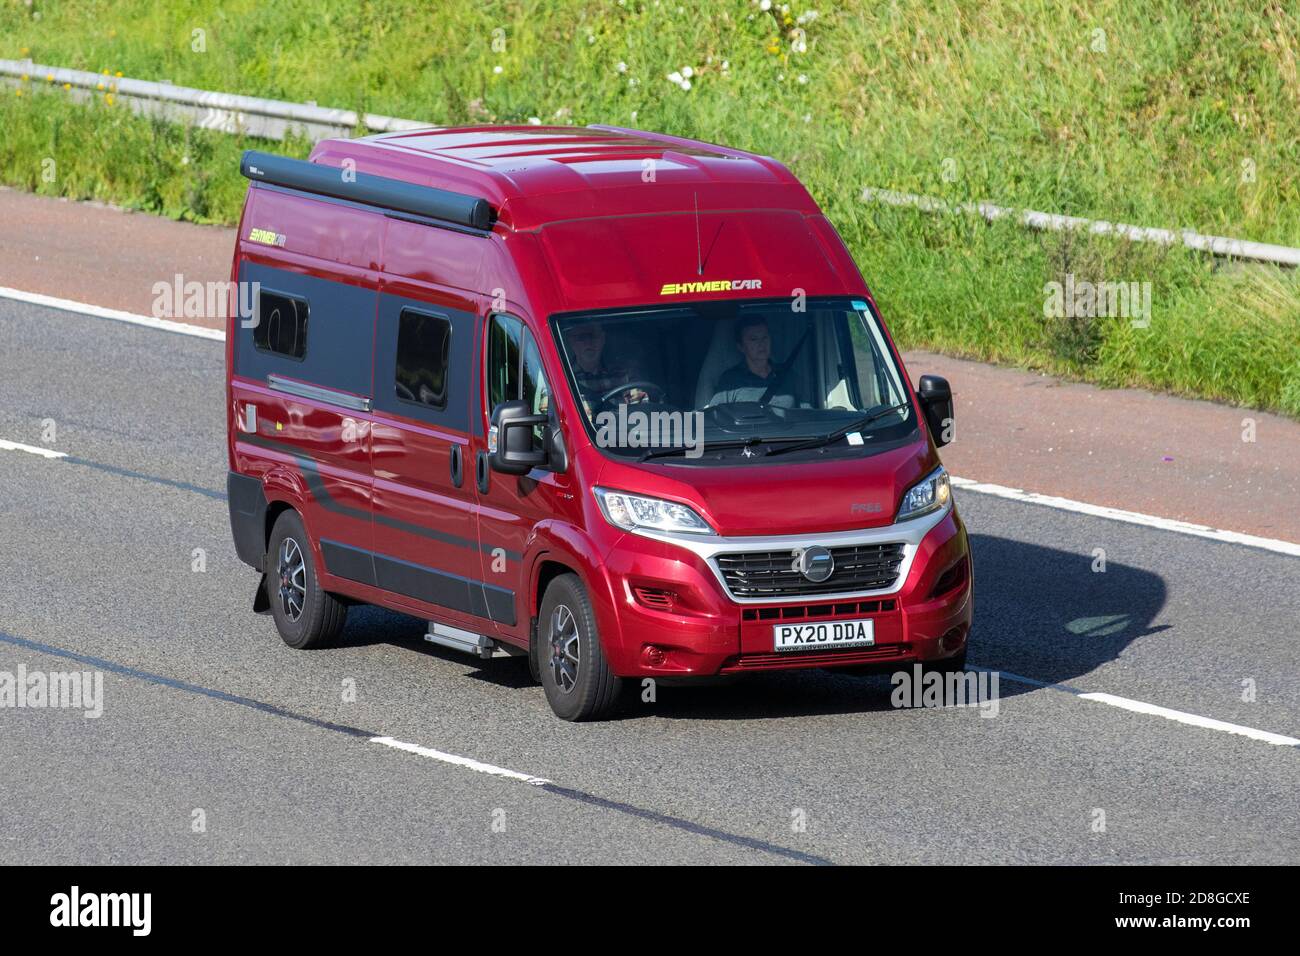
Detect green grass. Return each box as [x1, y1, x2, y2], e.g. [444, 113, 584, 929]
[3, 0, 1299, 415]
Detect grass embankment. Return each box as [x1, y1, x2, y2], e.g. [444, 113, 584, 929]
[3, 0, 1298, 414]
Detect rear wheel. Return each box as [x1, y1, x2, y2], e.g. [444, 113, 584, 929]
[267, 510, 347, 649]
[535, 574, 621, 721]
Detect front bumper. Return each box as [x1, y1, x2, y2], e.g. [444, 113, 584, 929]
[592, 504, 972, 678]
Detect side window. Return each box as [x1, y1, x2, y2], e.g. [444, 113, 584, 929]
[522, 333, 551, 449]
[522, 334, 550, 418]
[488, 314, 550, 452]
[254, 290, 308, 359]
[488, 314, 521, 413]
[395, 309, 451, 409]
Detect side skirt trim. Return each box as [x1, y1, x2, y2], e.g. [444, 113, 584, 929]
[320, 539, 516, 626]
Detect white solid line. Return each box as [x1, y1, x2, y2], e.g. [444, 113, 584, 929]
[1078, 692, 1300, 747]
[950, 476, 1300, 557]
[3, 283, 1297, 557]
[0, 438, 68, 459]
[370, 735, 552, 785]
[0, 284, 225, 341]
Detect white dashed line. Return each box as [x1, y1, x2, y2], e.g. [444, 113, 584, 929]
[370, 736, 552, 785]
[1076, 692, 1300, 747]
[987, 669, 1300, 748]
[0, 438, 68, 459]
[950, 476, 1300, 558]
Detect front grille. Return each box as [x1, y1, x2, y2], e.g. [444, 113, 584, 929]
[715, 543, 905, 599]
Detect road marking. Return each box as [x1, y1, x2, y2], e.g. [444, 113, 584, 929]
[1078, 692, 1300, 747]
[950, 476, 1300, 557]
[2, 285, 1297, 557]
[370, 735, 552, 785]
[1, 437, 225, 497]
[0, 438, 67, 459]
[0, 631, 828, 863]
[0, 284, 225, 341]
[986, 668, 1300, 748]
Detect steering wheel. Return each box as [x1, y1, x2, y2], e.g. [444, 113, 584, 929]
[599, 380, 667, 405]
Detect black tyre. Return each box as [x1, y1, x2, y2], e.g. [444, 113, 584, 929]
[267, 510, 347, 650]
[535, 573, 621, 721]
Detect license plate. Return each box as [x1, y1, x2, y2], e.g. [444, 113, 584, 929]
[773, 618, 875, 652]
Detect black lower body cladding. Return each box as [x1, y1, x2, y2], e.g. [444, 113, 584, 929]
[227, 471, 269, 571]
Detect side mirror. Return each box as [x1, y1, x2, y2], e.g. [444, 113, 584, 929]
[917, 375, 954, 448]
[490, 400, 549, 475]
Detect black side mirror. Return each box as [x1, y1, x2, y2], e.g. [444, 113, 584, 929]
[490, 400, 549, 475]
[917, 375, 954, 447]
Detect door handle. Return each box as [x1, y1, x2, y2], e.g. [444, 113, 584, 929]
[476, 450, 490, 494]
[449, 444, 463, 488]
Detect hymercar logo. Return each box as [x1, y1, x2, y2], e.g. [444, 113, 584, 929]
[660, 278, 762, 296]
[248, 227, 287, 247]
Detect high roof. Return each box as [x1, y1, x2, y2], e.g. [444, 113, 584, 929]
[307, 125, 818, 231]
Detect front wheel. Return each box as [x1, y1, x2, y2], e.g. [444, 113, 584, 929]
[535, 574, 622, 721]
[267, 510, 348, 650]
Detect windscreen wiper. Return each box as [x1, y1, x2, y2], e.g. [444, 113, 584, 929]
[764, 402, 912, 457]
[638, 436, 767, 462]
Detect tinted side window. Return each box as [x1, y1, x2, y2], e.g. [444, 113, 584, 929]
[254, 290, 308, 359]
[395, 309, 451, 409]
[488, 314, 521, 410]
[522, 333, 549, 416]
[522, 333, 550, 450]
[488, 314, 550, 452]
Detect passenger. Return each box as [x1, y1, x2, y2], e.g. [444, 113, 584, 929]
[712, 317, 794, 405]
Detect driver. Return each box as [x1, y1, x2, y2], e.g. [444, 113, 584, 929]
[711, 316, 793, 405]
[568, 321, 649, 414]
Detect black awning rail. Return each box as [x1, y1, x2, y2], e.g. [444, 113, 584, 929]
[240, 150, 495, 232]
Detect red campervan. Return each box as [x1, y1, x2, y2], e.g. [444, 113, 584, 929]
[225, 126, 972, 721]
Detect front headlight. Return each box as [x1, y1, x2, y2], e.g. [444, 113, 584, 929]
[897, 466, 951, 521]
[593, 487, 715, 535]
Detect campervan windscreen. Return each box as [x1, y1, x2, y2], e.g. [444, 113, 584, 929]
[552, 297, 917, 461]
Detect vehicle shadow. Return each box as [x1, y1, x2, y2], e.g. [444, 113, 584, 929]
[621, 533, 1171, 721]
[334, 533, 1171, 718]
[339, 604, 538, 690]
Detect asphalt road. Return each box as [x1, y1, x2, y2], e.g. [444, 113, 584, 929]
[0, 298, 1297, 865]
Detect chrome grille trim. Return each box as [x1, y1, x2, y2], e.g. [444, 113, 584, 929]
[715, 542, 906, 598]
[625, 498, 951, 605]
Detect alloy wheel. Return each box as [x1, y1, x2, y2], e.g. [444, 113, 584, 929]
[277, 537, 307, 622]
[549, 604, 581, 693]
